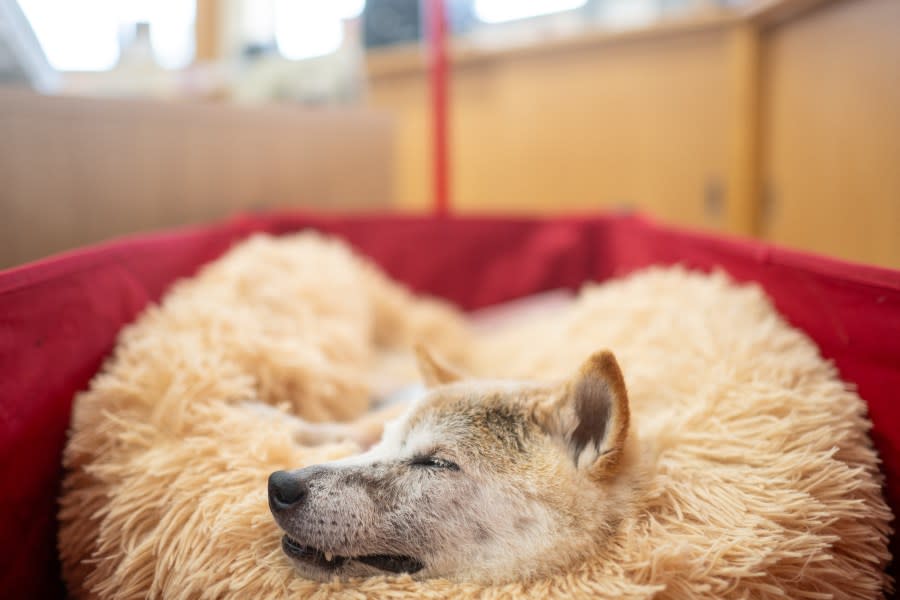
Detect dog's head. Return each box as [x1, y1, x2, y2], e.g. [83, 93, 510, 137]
[268, 347, 639, 583]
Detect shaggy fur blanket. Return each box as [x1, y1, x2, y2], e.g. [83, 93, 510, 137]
[59, 233, 893, 599]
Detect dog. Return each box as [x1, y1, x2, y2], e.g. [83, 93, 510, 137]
[267, 346, 640, 583]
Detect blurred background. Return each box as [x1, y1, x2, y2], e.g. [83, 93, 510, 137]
[0, 0, 897, 269]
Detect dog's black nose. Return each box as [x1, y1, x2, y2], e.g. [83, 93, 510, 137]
[268, 470, 308, 511]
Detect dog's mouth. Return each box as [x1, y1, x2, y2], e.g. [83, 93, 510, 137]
[282, 535, 424, 575]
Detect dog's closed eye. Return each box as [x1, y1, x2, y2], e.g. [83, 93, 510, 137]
[409, 455, 460, 471]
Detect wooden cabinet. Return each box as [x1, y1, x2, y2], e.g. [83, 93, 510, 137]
[369, 18, 736, 231]
[368, 0, 900, 268]
[760, 0, 900, 268]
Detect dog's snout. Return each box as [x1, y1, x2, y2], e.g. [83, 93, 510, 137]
[268, 470, 309, 511]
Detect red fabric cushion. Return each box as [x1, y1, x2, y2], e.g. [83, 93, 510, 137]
[1, 213, 897, 598]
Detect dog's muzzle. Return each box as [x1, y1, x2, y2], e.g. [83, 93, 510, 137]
[267, 467, 425, 576]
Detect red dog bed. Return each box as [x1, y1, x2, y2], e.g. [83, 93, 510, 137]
[1, 213, 898, 598]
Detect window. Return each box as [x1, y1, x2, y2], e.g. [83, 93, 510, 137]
[273, 0, 366, 61]
[473, 0, 587, 24]
[17, 0, 195, 71]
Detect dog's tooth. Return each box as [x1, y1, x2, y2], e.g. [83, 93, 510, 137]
[324, 552, 333, 562]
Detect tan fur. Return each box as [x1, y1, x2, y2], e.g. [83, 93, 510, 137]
[58, 233, 893, 599]
[415, 343, 465, 387]
[531, 351, 631, 480]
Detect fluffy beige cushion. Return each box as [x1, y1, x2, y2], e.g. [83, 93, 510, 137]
[59, 233, 893, 599]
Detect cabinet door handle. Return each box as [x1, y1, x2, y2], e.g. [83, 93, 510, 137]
[761, 181, 777, 233]
[704, 177, 724, 221]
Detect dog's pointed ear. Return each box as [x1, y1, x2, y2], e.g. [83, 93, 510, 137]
[539, 351, 630, 477]
[414, 344, 463, 387]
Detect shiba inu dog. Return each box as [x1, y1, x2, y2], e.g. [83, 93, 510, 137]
[268, 347, 640, 583]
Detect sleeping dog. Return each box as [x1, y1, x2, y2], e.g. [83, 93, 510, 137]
[267, 347, 640, 583]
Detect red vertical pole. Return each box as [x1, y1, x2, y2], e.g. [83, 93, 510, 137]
[426, 0, 450, 216]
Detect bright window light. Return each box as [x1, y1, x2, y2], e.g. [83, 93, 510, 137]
[18, 0, 121, 71]
[241, 0, 277, 44]
[16, 0, 195, 71]
[600, 1, 658, 29]
[146, 0, 196, 69]
[474, 0, 587, 24]
[275, 0, 362, 60]
[333, 0, 365, 20]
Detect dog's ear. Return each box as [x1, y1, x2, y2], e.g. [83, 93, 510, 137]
[538, 351, 630, 478]
[414, 344, 463, 387]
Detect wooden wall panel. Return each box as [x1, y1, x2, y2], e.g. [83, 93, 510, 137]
[195, 0, 222, 63]
[367, 72, 431, 220]
[760, 0, 900, 268]
[368, 1, 900, 267]
[369, 23, 734, 231]
[0, 90, 392, 268]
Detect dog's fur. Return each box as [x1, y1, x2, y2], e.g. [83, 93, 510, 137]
[268, 347, 642, 583]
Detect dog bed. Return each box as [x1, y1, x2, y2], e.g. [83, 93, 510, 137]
[58, 232, 892, 599]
